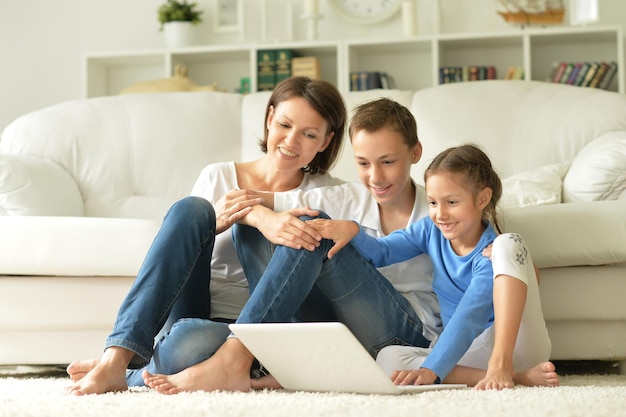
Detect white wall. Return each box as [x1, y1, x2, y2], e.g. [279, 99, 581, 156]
[1, 0, 625, 132]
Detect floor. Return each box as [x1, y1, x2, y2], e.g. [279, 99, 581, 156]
[0, 360, 622, 379]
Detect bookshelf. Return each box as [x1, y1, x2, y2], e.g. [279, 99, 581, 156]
[84, 25, 624, 97]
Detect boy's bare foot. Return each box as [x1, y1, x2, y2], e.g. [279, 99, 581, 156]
[474, 368, 515, 390]
[143, 338, 254, 395]
[66, 358, 100, 382]
[64, 347, 133, 396]
[251, 374, 282, 390]
[514, 361, 559, 387]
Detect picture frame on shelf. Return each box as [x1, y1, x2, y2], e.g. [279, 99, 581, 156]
[241, 0, 293, 42]
[214, 0, 242, 33]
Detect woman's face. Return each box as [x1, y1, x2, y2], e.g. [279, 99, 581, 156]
[351, 127, 420, 208]
[266, 97, 333, 172]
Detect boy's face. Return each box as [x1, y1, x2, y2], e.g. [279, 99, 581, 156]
[351, 127, 421, 207]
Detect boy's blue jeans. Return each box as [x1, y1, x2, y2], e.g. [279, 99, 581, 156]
[232, 213, 431, 358]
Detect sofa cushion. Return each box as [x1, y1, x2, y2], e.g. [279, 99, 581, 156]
[410, 80, 626, 184]
[0, 155, 83, 216]
[499, 162, 570, 209]
[562, 130, 626, 202]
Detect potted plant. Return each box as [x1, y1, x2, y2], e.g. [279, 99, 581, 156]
[158, 0, 203, 47]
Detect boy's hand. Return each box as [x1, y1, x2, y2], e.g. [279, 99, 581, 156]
[306, 219, 359, 259]
[482, 243, 493, 260]
[254, 207, 322, 251]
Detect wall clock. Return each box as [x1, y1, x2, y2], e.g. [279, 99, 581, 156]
[327, 0, 405, 25]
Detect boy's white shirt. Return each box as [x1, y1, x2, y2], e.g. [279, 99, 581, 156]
[274, 181, 442, 342]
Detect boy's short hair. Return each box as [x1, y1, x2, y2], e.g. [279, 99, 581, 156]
[348, 98, 419, 148]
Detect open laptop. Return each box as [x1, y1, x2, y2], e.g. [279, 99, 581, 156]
[229, 322, 466, 395]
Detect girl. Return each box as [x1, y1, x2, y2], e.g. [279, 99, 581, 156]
[65, 76, 346, 395]
[317, 144, 557, 389]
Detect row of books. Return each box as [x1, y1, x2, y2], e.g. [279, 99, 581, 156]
[547, 61, 618, 90]
[257, 49, 321, 91]
[349, 71, 396, 91]
[439, 66, 497, 84]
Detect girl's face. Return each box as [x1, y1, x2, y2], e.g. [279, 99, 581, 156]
[266, 97, 333, 172]
[425, 172, 492, 256]
[351, 127, 421, 208]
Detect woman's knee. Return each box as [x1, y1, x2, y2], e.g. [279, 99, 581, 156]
[166, 196, 216, 227]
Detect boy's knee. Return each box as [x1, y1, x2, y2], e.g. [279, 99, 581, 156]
[298, 210, 331, 221]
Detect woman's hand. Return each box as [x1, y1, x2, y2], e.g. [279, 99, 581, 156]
[306, 219, 359, 259]
[255, 207, 323, 251]
[390, 368, 438, 386]
[214, 190, 263, 234]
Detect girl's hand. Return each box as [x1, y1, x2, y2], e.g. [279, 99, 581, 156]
[390, 368, 438, 386]
[255, 207, 323, 251]
[306, 219, 359, 259]
[214, 190, 263, 234]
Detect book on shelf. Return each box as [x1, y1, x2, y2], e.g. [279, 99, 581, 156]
[566, 63, 582, 85]
[504, 66, 523, 80]
[580, 62, 600, 87]
[559, 63, 575, 83]
[291, 56, 321, 79]
[257, 50, 276, 91]
[598, 62, 618, 90]
[551, 62, 568, 83]
[439, 66, 496, 84]
[588, 62, 609, 88]
[572, 62, 591, 86]
[548, 61, 618, 90]
[257, 48, 302, 90]
[349, 71, 394, 91]
[275, 49, 297, 84]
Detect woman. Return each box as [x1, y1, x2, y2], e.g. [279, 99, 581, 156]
[65, 76, 347, 395]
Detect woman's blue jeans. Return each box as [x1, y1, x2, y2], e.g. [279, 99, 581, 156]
[232, 213, 431, 358]
[103, 196, 232, 385]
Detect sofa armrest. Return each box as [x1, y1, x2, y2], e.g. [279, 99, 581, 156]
[0, 155, 84, 216]
[563, 130, 626, 202]
[0, 216, 160, 276]
[502, 200, 626, 268]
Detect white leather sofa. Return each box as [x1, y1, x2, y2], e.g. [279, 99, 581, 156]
[1, 81, 625, 372]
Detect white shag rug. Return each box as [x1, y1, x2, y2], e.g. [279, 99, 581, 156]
[1, 373, 625, 417]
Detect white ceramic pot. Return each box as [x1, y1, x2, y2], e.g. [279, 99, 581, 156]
[163, 21, 195, 48]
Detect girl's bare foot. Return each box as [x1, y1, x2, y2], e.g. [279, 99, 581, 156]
[514, 361, 559, 387]
[143, 338, 254, 394]
[64, 347, 133, 395]
[66, 358, 100, 382]
[474, 368, 515, 390]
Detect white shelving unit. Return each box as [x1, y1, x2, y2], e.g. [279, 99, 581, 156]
[84, 25, 624, 98]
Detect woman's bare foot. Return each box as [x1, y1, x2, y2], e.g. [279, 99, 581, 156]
[66, 358, 100, 382]
[514, 361, 559, 387]
[143, 338, 255, 395]
[474, 367, 515, 390]
[64, 347, 133, 396]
